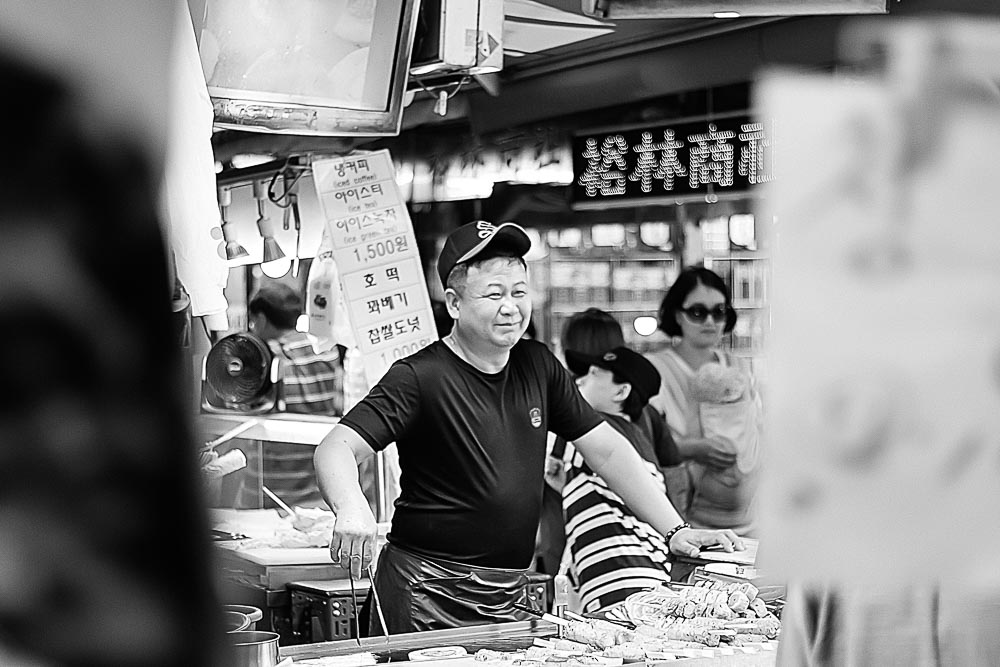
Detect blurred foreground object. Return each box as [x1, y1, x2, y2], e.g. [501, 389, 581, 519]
[760, 16, 1000, 666]
[779, 582, 1000, 665]
[0, 33, 227, 667]
[161, 1, 231, 330]
[758, 16, 1000, 586]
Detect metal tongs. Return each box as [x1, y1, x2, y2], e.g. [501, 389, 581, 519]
[348, 563, 389, 646]
[368, 564, 390, 640]
[348, 572, 362, 647]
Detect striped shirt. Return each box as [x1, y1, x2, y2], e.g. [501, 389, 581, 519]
[562, 414, 673, 614]
[272, 331, 344, 415]
[238, 332, 344, 509]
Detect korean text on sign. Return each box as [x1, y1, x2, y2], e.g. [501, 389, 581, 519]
[340, 257, 422, 296]
[311, 150, 439, 385]
[330, 207, 407, 247]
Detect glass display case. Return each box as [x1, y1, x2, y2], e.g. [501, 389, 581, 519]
[198, 413, 398, 523]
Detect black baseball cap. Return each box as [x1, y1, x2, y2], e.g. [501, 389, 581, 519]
[566, 346, 661, 406]
[437, 220, 531, 289]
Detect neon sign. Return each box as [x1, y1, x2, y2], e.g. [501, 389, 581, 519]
[572, 114, 772, 206]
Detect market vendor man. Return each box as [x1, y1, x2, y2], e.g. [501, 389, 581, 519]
[314, 220, 743, 634]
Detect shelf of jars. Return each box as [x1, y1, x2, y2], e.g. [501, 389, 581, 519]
[705, 253, 769, 364]
[526, 223, 680, 354]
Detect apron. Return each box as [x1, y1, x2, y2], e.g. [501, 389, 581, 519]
[361, 543, 532, 635]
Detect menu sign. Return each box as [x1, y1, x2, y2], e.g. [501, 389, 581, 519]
[571, 113, 773, 207]
[312, 151, 437, 384]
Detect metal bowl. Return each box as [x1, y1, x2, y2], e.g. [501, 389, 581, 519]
[224, 604, 264, 630]
[229, 631, 281, 667]
[224, 610, 252, 633]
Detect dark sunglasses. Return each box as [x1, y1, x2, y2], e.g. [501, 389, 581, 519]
[679, 304, 728, 324]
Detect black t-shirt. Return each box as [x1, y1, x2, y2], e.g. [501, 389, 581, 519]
[340, 339, 603, 568]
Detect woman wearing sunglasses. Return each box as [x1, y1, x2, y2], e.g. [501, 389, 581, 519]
[645, 266, 762, 536]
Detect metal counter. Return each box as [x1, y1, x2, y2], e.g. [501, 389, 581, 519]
[280, 619, 559, 662]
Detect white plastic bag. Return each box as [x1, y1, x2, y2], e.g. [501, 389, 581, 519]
[305, 226, 339, 352]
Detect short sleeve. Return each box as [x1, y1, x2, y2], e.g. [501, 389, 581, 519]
[543, 348, 604, 441]
[338, 361, 421, 452]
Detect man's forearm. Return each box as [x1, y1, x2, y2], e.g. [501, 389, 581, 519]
[588, 442, 685, 536]
[313, 430, 373, 514]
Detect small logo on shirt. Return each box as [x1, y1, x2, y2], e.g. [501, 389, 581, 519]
[529, 407, 542, 428]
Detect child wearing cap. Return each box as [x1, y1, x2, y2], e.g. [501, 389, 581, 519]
[562, 346, 682, 614]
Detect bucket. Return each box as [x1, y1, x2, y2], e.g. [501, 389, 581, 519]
[229, 631, 280, 667]
[224, 604, 264, 630]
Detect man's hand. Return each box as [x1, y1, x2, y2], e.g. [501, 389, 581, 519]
[668, 527, 744, 558]
[328, 503, 377, 580]
[686, 438, 738, 469]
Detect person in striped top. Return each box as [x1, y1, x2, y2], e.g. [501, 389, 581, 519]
[243, 282, 344, 508]
[562, 346, 680, 614]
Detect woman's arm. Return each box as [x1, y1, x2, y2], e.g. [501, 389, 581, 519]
[648, 403, 738, 469]
[675, 436, 739, 469]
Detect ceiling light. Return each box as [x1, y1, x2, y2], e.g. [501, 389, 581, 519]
[231, 153, 277, 169]
[714, 11, 741, 18]
[260, 257, 292, 279]
[253, 180, 286, 263]
[633, 316, 659, 337]
[217, 186, 248, 261]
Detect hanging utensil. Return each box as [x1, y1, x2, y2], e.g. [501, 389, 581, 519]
[288, 178, 303, 277]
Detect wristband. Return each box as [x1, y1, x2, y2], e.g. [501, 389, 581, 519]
[664, 522, 690, 550]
